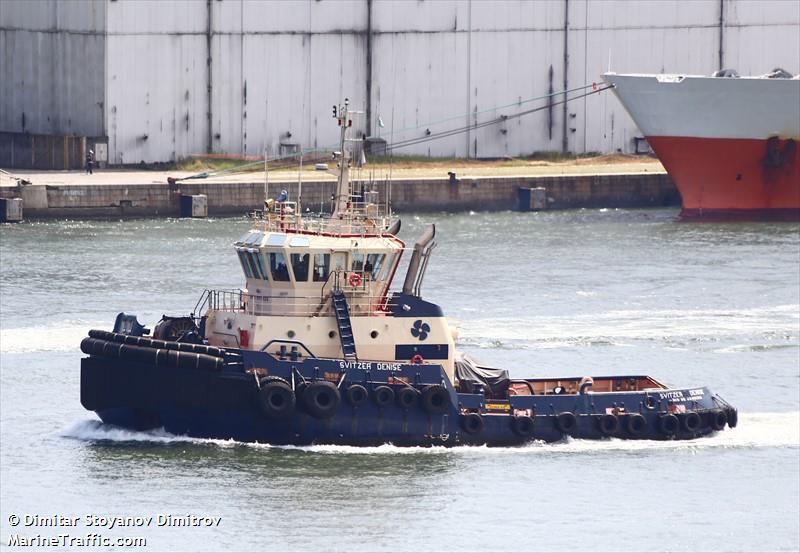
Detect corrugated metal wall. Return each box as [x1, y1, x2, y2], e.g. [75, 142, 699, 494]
[2, 0, 798, 164]
[372, 1, 568, 158]
[0, 0, 106, 137]
[567, 0, 800, 155]
[209, 1, 368, 159]
[104, 1, 208, 164]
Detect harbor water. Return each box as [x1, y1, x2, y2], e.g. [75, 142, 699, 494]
[1, 208, 798, 552]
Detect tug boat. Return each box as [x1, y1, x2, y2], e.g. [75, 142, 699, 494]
[80, 99, 738, 445]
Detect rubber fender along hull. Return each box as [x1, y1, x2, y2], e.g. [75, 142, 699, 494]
[81, 354, 735, 447]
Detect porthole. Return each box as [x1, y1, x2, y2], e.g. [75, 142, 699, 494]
[287, 330, 295, 338]
[370, 330, 379, 339]
[328, 331, 336, 339]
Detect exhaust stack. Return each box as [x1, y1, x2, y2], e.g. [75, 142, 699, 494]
[402, 224, 436, 297]
[385, 218, 401, 236]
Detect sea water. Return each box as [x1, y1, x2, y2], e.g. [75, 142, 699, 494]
[1, 208, 798, 551]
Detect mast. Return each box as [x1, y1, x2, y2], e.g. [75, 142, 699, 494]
[333, 98, 351, 217]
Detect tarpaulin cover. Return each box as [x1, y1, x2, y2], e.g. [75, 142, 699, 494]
[454, 352, 510, 395]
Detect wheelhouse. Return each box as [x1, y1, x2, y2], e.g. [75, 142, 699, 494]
[232, 229, 405, 317]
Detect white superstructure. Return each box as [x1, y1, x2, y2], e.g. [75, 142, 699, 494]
[201, 100, 458, 381]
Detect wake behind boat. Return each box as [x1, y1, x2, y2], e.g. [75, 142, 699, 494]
[80, 99, 738, 446]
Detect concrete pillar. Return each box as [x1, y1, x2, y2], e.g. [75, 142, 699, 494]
[19, 185, 48, 210]
[0, 198, 23, 222]
[517, 187, 548, 211]
[180, 194, 208, 218]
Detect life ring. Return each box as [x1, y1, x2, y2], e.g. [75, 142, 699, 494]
[597, 413, 619, 435]
[302, 381, 341, 419]
[348, 272, 362, 287]
[555, 411, 577, 434]
[257, 377, 296, 419]
[461, 413, 484, 434]
[626, 413, 647, 436]
[411, 354, 424, 365]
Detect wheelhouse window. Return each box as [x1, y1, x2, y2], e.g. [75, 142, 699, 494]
[313, 253, 330, 282]
[266, 234, 286, 246]
[380, 253, 397, 281]
[237, 250, 253, 278]
[365, 253, 386, 279]
[351, 253, 364, 271]
[291, 253, 310, 282]
[250, 250, 268, 280]
[333, 253, 345, 272]
[268, 251, 291, 281]
[237, 231, 264, 247]
[238, 250, 266, 280]
[245, 252, 261, 279]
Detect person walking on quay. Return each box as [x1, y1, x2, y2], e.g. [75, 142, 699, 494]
[85, 149, 94, 175]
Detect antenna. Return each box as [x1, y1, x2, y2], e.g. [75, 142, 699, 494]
[297, 148, 303, 211]
[264, 147, 269, 209]
[388, 105, 395, 211]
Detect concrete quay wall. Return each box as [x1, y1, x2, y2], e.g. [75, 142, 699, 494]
[0, 173, 678, 219]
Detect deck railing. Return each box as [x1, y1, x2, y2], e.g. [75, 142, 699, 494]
[193, 288, 394, 318]
[249, 201, 393, 237]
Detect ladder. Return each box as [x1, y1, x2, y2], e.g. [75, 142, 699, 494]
[332, 290, 357, 360]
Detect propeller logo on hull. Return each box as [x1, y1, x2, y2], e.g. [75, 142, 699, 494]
[411, 320, 430, 341]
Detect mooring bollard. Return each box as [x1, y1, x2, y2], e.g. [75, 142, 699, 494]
[180, 194, 208, 218]
[0, 198, 23, 222]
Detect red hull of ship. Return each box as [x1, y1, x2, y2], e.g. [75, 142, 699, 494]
[647, 136, 800, 220]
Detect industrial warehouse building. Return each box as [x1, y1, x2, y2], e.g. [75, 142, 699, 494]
[1, 0, 798, 167]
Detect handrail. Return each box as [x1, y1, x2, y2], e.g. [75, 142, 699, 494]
[191, 289, 211, 318]
[197, 288, 394, 317]
[333, 270, 342, 293]
[260, 339, 317, 360]
[249, 205, 394, 238]
[320, 269, 337, 301]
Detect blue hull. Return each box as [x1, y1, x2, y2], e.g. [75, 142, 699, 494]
[81, 345, 736, 446]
